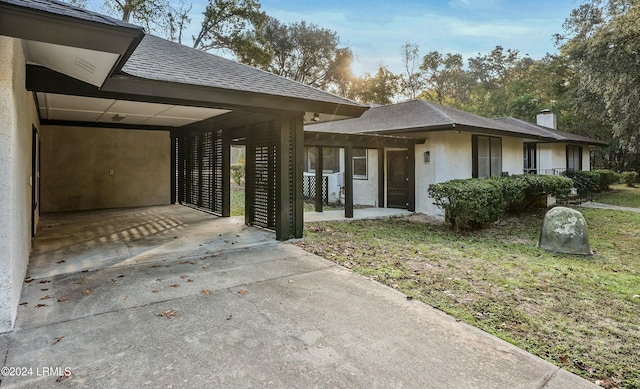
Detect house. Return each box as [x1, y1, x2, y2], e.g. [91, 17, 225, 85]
[0, 0, 371, 332]
[305, 100, 606, 216]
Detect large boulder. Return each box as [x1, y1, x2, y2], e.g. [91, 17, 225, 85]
[538, 207, 593, 255]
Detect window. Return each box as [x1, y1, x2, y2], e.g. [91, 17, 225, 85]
[472, 135, 502, 178]
[353, 149, 367, 179]
[566, 145, 583, 171]
[305, 147, 340, 173]
[523, 143, 537, 174]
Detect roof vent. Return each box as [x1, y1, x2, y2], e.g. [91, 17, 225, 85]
[75, 56, 97, 74]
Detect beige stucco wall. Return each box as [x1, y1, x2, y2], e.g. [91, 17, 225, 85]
[415, 131, 525, 216]
[40, 126, 171, 212]
[0, 37, 40, 333]
[353, 149, 379, 206]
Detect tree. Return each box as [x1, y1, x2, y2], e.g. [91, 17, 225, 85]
[347, 66, 400, 105]
[558, 0, 640, 170]
[104, 0, 171, 32]
[258, 18, 346, 90]
[191, 0, 268, 57]
[419, 51, 473, 108]
[400, 42, 422, 100]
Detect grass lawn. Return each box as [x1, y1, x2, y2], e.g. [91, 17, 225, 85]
[230, 186, 344, 216]
[297, 207, 640, 388]
[594, 184, 640, 208]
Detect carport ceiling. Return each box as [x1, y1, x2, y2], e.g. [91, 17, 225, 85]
[36, 92, 230, 127]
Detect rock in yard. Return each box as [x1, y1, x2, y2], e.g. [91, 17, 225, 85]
[538, 206, 593, 255]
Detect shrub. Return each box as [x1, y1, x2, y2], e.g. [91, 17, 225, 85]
[562, 170, 600, 198]
[501, 174, 572, 212]
[230, 164, 245, 185]
[592, 169, 620, 191]
[621, 171, 638, 187]
[428, 179, 505, 231]
[428, 175, 572, 231]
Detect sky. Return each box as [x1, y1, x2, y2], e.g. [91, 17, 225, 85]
[94, 0, 582, 76]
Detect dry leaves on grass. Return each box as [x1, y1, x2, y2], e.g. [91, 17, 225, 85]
[156, 310, 178, 318]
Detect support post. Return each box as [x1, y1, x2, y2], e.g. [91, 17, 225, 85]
[378, 147, 385, 208]
[170, 133, 177, 204]
[315, 146, 323, 212]
[344, 145, 354, 218]
[221, 130, 231, 217]
[275, 114, 304, 240]
[408, 144, 416, 212]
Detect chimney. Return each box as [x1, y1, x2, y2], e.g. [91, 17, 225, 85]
[536, 109, 557, 129]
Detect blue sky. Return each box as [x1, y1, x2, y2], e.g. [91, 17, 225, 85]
[93, 0, 581, 76]
[246, 0, 579, 75]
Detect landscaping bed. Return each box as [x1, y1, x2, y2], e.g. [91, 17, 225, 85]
[297, 207, 640, 388]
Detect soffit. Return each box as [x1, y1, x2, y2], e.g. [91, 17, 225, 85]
[37, 93, 231, 127]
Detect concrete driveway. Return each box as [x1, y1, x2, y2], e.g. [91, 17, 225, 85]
[1, 206, 598, 388]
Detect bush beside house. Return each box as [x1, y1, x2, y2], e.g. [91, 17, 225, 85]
[429, 175, 573, 231]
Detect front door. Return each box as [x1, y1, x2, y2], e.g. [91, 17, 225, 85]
[387, 150, 409, 209]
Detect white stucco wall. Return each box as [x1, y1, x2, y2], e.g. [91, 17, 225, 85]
[0, 37, 39, 333]
[415, 131, 525, 216]
[538, 143, 567, 174]
[502, 136, 524, 176]
[40, 126, 171, 212]
[353, 149, 378, 206]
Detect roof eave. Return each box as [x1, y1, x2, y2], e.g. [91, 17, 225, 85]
[0, 0, 144, 84]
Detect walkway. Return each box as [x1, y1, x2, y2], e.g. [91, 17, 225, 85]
[0, 205, 598, 388]
[304, 207, 413, 222]
[581, 201, 640, 213]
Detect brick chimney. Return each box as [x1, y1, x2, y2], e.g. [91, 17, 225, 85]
[536, 109, 557, 129]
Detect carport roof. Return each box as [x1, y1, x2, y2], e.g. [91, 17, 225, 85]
[120, 35, 365, 113]
[8, 0, 368, 122]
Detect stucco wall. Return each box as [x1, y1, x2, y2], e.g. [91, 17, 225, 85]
[40, 126, 171, 212]
[538, 143, 567, 174]
[0, 37, 39, 333]
[415, 131, 525, 216]
[353, 149, 379, 206]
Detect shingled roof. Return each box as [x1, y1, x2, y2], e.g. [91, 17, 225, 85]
[495, 117, 607, 146]
[306, 100, 555, 139]
[120, 35, 365, 113]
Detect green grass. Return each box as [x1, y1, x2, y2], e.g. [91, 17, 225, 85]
[230, 187, 344, 215]
[298, 208, 640, 388]
[594, 184, 640, 208]
[230, 186, 245, 216]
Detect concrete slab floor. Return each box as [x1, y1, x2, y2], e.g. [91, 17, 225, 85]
[304, 207, 413, 223]
[28, 205, 276, 280]
[4, 243, 597, 388]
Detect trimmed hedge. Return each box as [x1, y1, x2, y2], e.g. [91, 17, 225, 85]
[592, 169, 620, 191]
[428, 175, 573, 231]
[621, 171, 638, 187]
[562, 170, 600, 198]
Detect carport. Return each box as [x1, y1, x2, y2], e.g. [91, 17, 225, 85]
[3, 0, 366, 240]
[0, 0, 366, 332]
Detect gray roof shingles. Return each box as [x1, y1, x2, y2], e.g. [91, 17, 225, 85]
[308, 100, 605, 145]
[495, 117, 607, 146]
[121, 35, 365, 108]
[1, 0, 142, 30]
[307, 100, 548, 138]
